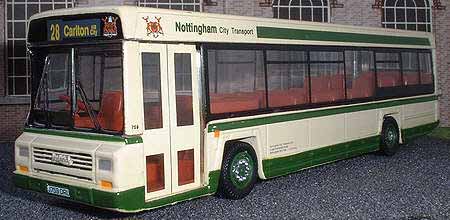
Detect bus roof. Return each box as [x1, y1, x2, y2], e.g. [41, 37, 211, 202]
[29, 6, 434, 49]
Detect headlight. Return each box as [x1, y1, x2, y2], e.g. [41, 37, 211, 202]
[98, 158, 112, 171]
[19, 147, 29, 157]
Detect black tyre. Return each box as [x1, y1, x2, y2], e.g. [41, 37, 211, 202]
[380, 117, 400, 156]
[218, 142, 258, 200]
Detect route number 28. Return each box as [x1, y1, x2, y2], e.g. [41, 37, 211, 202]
[50, 24, 61, 41]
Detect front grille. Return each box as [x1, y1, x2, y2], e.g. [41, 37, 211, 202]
[32, 147, 94, 181]
[33, 147, 93, 170]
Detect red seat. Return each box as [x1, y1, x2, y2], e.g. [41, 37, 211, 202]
[403, 73, 419, 85]
[311, 74, 345, 103]
[210, 96, 260, 114]
[378, 71, 401, 87]
[74, 91, 124, 132]
[347, 72, 375, 99]
[210, 91, 265, 114]
[269, 88, 308, 107]
[421, 73, 433, 84]
[97, 91, 124, 132]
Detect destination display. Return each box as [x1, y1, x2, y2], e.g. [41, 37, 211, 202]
[27, 14, 122, 43]
[47, 19, 101, 41]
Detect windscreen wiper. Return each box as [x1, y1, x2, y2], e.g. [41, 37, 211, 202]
[76, 81, 102, 131]
[32, 56, 50, 127]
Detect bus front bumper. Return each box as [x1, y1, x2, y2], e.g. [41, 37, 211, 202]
[13, 173, 145, 212]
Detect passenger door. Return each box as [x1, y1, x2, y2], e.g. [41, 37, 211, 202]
[140, 43, 201, 201]
[167, 44, 201, 193]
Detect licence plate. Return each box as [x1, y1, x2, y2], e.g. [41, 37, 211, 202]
[47, 185, 70, 198]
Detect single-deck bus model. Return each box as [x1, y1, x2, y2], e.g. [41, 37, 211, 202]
[14, 6, 439, 212]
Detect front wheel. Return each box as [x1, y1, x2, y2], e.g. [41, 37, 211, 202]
[380, 117, 400, 156]
[218, 142, 258, 200]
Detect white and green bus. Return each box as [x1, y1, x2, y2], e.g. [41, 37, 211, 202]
[14, 6, 439, 212]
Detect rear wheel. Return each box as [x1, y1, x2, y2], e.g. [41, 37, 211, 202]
[380, 117, 400, 156]
[218, 142, 257, 200]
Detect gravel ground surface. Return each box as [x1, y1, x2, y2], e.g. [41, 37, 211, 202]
[1, 136, 450, 220]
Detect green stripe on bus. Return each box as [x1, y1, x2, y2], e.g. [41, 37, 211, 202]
[23, 127, 143, 145]
[256, 26, 431, 46]
[402, 121, 439, 142]
[262, 136, 380, 178]
[14, 170, 221, 212]
[208, 95, 437, 132]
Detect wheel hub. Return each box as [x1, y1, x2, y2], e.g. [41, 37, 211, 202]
[229, 151, 254, 189]
[231, 158, 251, 182]
[386, 126, 398, 146]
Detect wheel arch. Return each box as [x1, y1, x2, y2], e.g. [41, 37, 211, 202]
[382, 113, 403, 144]
[216, 130, 266, 180]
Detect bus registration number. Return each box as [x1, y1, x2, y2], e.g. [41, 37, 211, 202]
[47, 185, 70, 198]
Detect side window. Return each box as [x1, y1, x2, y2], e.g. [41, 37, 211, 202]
[208, 50, 266, 114]
[419, 53, 433, 84]
[174, 53, 193, 126]
[266, 50, 309, 107]
[345, 51, 375, 99]
[401, 52, 420, 86]
[142, 53, 163, 129]
[376, 52, 401, 88]
[310, 51, 345, 103]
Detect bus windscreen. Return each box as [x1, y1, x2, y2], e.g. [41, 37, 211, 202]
[29, 44, 124, 134]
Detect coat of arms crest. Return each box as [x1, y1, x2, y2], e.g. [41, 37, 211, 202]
[143, 16, 164, 38]
[102, 16, 118, 38]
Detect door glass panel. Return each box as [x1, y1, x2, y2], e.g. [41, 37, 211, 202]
[174, 53, 193, 126]
[142, 53, 163, 129]
[177, 149, 194, 186]
[146, 154, 165, 192]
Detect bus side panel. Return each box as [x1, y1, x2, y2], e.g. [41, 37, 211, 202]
[266, 120, 309, 158]
[262, 111, 380, 178]
[345, 109, 379, 141]
[402, 101, 437, 129]
[309, 115, 345, 151]
[401, 100, 438, 142]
